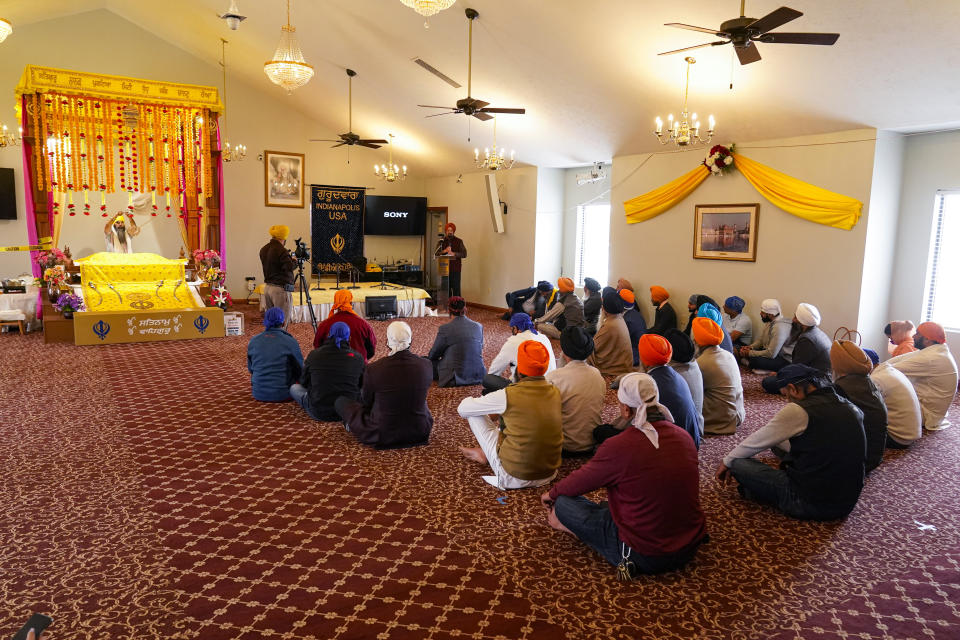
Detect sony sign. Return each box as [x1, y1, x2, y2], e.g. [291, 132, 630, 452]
[384, 211, 409, 218]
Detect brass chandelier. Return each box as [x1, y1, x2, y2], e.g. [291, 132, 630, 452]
[653, 57, 715, 147]
[374, 134, 407, 182]
[399, 0, 458, 28]
[474, 117, 515, 171]
[264, 0, 314, 93]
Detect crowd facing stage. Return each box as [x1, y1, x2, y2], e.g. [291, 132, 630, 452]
[250, 220, 958, 579]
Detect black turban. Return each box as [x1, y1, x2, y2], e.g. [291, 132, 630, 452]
[560, 326, 595, 361]
[602, 288, 624, 315]
[664, 328, 696, 363]
[583, 277, 601, 293]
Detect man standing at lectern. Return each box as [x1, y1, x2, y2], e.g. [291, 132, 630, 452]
[435, 222, 467, 298]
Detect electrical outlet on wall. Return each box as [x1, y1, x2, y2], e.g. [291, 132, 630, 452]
[245, 276, 256, 292]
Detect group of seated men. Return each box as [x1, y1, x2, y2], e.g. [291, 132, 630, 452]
[247, 277, 958, 580]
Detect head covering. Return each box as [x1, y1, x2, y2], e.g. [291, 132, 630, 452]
[650, 286, 669, 304]
[619, 289, 636, 306]
[617, 372, 674, 448]
[560, 326, 594, 360]
[386, 321, 412, 355]
[830, 340, 871, 377]
[263, 307, 285, 329]
[616, 278, 634, 292]
[696, 303, 722, 324]
[329, 290, 359, 318]
[113, 214, 126, 224]
[328, 321, 351, 349]
[448, 296, 466, 316]
[509, 312, 537, 334]
[558, 277, 575, 293]
[602, 289, 625, 315]
[517, 340, 550, 377]
[887, 320, 915, 344]
[269, 224, 290, 240]
[692, 317, 724, 346]
[637, 334, 672, 367]
[664, 328, 696, 363]
[724, 296, 745, 313]
[769, 363, 824, 392]
[445, 222, 456, 233]
[917, 321, 946, 344]
[761, 298, 781, 315]
[536, 280, 553, 293]
[863, 348, 880, 367]
[583, 277, 601, 293]
[688, 294, 699, 305]
[795, 303, 821, 327]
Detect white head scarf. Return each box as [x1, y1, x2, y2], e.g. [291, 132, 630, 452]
[386, 321, 412, 356]
[616, 372, 674, 449]
[795, 302, 821, 327]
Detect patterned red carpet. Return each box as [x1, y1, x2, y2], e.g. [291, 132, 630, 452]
[1, 308, 958, 639]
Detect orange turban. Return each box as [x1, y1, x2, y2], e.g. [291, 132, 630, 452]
[617, 278, 634, 292]
[445, 222, 456, 233]
[637, 334, 672, 367]
[517, 340, 550, 377]
[619, 289, 635, 305]
[692, 317, 723, 346]
[558, 277, 575, 293]
[917, 321, 946, 344]
[329, 289, 359, 318]
[650, 286, 669, 304]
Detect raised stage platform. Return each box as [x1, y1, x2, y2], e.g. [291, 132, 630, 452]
[256, 283, 430, 323]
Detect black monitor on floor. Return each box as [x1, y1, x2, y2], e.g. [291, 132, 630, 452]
[365, 295, 398, 320]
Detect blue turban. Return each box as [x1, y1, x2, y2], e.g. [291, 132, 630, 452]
[509, 312, 537, 334]
[724, 296, 745, 313]
[697, 303, 722, 325]
[863, 348, 880, 367]
[328, 321, 351, 348]
[263, 307, 285, 329]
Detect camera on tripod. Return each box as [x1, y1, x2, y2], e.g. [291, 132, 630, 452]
[292, 237, 310, 262]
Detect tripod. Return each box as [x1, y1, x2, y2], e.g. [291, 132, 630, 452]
[295, 258, 318, 333]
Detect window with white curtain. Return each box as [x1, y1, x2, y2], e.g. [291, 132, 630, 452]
[573, 204, 610, 288]
[922, 190, 960, 330]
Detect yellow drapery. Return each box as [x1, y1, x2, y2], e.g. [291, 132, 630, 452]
[731, 153, 862, 231]
[624, 164, 710, 224]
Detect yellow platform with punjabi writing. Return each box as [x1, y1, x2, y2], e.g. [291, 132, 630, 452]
[73, 308, 224, 345]
[75, 252, 200, 311]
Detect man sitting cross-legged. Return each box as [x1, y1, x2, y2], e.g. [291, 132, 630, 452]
[830, 340, 888, 473]
[483, 313, 557, 394]
[290, 321, 364, 421]
[716, 364, 867, 521]
[427, 296, 485, 387]
[545, 326, 606, 458]
[886, 321, 958, 431]
[458, 340, 563, 490]
[541, 372, 707, 577]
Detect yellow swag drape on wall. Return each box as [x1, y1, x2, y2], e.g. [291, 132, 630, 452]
[731, 153, 862, 231]
[624, 164, 710, 224]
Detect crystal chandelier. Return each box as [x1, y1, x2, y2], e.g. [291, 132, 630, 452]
[219, 38, 245, 162]
[399, 0, 457, 28]
[653, 57, 715, 147]
[474, 117, 515, 171]
[374, 134, 407, 182]
[264, 0, 314, 93]
[0, 18, 11, 43]
[0, 122, 21, 147]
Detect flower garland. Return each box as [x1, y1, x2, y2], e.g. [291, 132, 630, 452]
[704, 144, 736, 176]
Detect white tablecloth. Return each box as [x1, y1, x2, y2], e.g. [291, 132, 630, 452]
[288, 299, 427, 324]
[258, 284, 430, 324]
[0, 287, 40, 331]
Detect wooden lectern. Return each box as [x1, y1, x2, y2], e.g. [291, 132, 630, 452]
[435, 255, 450, 317]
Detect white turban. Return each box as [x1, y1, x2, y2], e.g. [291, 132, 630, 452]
[616, 372, 674, 449]
[386, 321, 412, 355]
[761, 298, 781, 315]
[795, 302, 821, 327]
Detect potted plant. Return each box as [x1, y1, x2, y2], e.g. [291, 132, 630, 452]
[53, 292, 85, 319]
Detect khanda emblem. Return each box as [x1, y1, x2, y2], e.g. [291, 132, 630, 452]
[194, 315, 210, 334]
[92, 320, 111, 341]
[330, 233, 345, 255]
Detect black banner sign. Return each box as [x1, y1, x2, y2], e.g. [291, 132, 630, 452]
[310, 184, 365, 274]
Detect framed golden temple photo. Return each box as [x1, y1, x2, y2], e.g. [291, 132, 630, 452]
[693, 203, 759, 262]
[264, 150, 305, 208]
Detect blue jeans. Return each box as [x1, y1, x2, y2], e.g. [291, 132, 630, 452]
[290, 383, 321, 420]
[728, 458, 852, 521]
[553, 496, 702, 575]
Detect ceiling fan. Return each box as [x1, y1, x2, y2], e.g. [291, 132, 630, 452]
[309, 69, 387, 149]
[659, 1, 839, 65]
[418, 8, 526, 121]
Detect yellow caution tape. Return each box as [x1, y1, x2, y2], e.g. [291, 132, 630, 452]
[0, 237, 54, 252]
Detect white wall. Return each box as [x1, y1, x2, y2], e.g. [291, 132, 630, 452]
[887, 128, 960, 361]
[609, 129, 878, 340]
[561, 164, 611, 282]
[533, 167, 564, 284]
[0, 9, 426, 295]
[426, 167, 539, 307]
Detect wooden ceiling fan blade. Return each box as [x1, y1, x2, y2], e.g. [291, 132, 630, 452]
[658, 41, 727, 56]
[760, 32, 839, 45]
[418, 105, 454, 109]
[425, 111, 458, 118]
[309, 139, 341, 142]
[331, 142, 347, 148]
[736, 42, 762, 64]
[664, 22, 723, 35]
[481, 108, 526, 114]
[468, 98, 490, 109]
[361, 139, 389, 144]
[472, 112, 494, 121]
[357, 142, 382, 149]
[747, 6, 802, 35]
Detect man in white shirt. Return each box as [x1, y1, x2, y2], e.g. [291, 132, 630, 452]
[867, 346, 922, 448]
[482, 312, 557, 394]
[885, 321, 958, 430]
[722, 296, 753, 347]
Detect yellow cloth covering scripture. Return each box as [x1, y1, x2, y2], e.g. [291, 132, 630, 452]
[75, 252, 199, 311]
[624, 165, 710, 224]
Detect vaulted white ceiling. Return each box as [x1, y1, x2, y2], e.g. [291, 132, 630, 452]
[5, 0, 960, 176]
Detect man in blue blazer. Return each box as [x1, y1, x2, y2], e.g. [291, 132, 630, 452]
[428, 297, 485, 387]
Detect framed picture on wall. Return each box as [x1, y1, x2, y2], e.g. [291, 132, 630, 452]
[693, 203, 759, 261]
[264, 150, 305, 208]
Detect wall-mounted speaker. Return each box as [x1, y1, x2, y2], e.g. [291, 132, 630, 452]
[484, 173, 504, 234]
[0, 168, 16, 220]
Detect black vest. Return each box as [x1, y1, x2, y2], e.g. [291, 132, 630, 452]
[786, 387, 866, 515]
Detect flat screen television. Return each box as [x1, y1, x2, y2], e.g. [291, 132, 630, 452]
[364, 195, 426, 236]
[0, 168, 16, 220]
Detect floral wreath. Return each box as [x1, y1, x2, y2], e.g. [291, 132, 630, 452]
[704, 144, 736, 176]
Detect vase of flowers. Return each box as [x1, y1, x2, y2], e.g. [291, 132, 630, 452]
[35, 248, 66, 272]
[43, 265, 68, 303]
[54, 292, 85, 319]
[209, 285, 233, 310]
